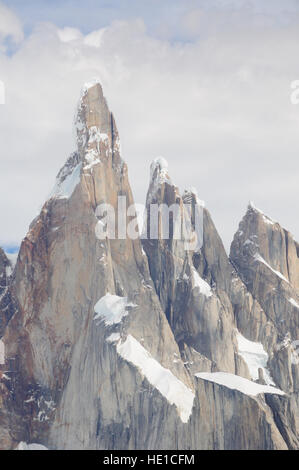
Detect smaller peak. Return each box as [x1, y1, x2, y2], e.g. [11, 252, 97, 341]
[248, 201, 265, 214]
[188, 186, 198, 196]
[248, 200, 267, 215]
[150, 157, 169, 179]
[149, 157, 172, 186]
[146, 157, 175, 205]
[248, 200, 257, 211]
[247, 201, 275, 226]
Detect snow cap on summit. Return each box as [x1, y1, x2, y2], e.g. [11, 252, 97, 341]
[150, 157, 169, 180]
[247, 201, 276, 225]
[81, 78, 102, 95]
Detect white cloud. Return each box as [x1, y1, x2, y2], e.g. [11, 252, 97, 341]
[0, 2, 23, 45]
[0, 4, 299, 251]
[84, 29, 106, 48]
[56, 26, 82, 43]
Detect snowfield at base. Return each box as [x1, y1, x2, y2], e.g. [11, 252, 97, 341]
[236, 331, 274, 385]
[94, 293, 137, 326]
[195, 372, 284, 396]
[116, 334, 195, 423]
[192, 268, 212, 298]
[289, 298, 299, 309]
[50, 163, 82, 199]
[254, 253, 289, 283]
[16, 442, 48, 450]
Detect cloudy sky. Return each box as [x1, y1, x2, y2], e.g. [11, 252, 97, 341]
[0, 0, 299, 252]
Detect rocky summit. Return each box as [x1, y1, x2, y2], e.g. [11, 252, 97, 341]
[0, 81, 298, 450]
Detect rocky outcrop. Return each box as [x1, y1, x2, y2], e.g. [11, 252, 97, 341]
[194, 376, 287, 450]
[0, 82, 192, 450]
[230, 203, 299, 375]
[142, 163, 238, 374]
[0, 82, 297, 450]
[230, 202, 299, 448]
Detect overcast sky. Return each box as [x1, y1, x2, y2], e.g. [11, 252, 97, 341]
[0, 0, 299, 252]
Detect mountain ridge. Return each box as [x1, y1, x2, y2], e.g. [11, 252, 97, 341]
[0, 82, 298, 450]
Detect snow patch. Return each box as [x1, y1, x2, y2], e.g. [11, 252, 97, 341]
[263, 216, 275, 226]
[94, 293, 137, 326]
[116, 334, 195, 423]
[5, 252, 18, 269]
[16, 442, 48, 450]
[83, 127, 109, 169]
[236, 331, 274, 385]
[89, 126, 108, 146]
[5, 265, 12, 277]
[150, 157, 168, 179]
[82, 78, 102, 94]
[248, 201, 275, 225]
[195, 372, 284, 397]
[84, 151, 101, 170]
[50, 163, 81, 200]
[147, 157, 173, 203]
[24, 396, 36, 404]
[106, 332, 121, 343]
[192, 268, 212, 298]
[289, 298, 299, 309]
[243, 239, 258, 247]
[254, 253, 289, 283]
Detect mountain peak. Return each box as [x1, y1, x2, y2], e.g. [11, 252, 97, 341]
[2, 80, 299, 451]
[49, 81, 123, 201]
[145, 157, 175, 205]
[74, 79, 120, 164]
[150, 157, 170, 181]
[246, 201, 275, 226]
[231, 200, 299, 290]
[81, 78, 102, 94]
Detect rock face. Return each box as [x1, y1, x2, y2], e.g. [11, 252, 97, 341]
[230, 203, 299, 448]
[0, 82, 298, 450]
[0, 249, 16, 337]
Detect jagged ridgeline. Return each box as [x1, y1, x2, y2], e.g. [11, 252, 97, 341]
[0, 81, 298, 450]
